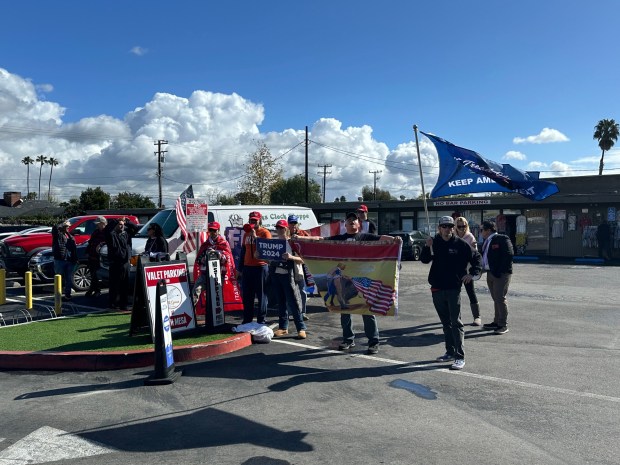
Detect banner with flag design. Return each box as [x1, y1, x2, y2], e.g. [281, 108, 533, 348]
[294, 239, 400, 316]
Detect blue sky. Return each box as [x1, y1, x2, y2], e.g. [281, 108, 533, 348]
[1, 0, 618, 205]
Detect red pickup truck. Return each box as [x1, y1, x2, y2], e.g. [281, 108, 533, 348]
[0, 214, 138, 276]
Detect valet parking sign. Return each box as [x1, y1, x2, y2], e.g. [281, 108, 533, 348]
[144, 262, 196, 335]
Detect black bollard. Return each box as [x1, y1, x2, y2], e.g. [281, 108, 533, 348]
[145, 279, 181, 385]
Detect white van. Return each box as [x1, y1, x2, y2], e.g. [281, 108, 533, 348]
[101, 205, 319, 279]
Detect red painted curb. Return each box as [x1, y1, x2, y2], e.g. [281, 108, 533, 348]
[0, 332, 253, 372]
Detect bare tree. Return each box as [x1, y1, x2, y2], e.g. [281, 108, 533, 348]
[243, 141, 283, 204]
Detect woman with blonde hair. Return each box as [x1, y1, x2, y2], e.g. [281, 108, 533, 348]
[455, 217, 482, 326]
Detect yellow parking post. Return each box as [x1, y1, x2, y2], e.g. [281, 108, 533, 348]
[0, 268, 6, 305]
[25, 271, 33, 310]
[55, 274, 62, 316]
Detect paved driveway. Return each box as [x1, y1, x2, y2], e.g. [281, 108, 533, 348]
[1, 261, 619, 465]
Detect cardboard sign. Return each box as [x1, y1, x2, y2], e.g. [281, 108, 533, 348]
[256, 238, 286, 260]
[141, 261, 196, 338]
[186, 200, 208, 231]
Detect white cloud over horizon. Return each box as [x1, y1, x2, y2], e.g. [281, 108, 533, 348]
[0, 68, 613, 206]
[129, 46, 148, 56]
[513, 128, 570, 144]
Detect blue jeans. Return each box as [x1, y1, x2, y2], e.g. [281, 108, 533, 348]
[432, 288, 464, 359]
[272, 272, 306, 332]
[241, 265, 269, 324]
[54, 260, 75, 297]
[341, 313, 379, 346]
[297, 280, 307, 315]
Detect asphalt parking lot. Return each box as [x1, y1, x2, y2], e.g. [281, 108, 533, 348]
[1, 261, 619, 465]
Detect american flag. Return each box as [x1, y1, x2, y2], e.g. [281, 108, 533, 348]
[351, 277, 395, 316]
[175, 185, 206, 253]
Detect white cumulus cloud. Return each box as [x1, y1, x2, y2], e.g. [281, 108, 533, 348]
[129, 46, 148, 56]
[504, 150, 527, 161]
[513, 128, 569, 144]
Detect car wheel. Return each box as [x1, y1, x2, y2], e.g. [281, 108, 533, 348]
[72, 264, 92, 292]
[412, 246, 421, 261]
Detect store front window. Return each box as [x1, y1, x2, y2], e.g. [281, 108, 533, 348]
[525, 209, 549, 254]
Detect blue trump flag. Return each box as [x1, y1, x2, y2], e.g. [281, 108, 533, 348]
[422, 132, 559, 201]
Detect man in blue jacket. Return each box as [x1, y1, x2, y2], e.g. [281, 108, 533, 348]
[421, 216, 482, 370]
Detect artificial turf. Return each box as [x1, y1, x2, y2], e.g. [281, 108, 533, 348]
[0, 312, 233, 352]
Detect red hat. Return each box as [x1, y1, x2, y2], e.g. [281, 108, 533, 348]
[357, 204, 368, 212]
[275, 219, 288, 229]
[249, 211, 261, 220]
[208, 221, 220, 230]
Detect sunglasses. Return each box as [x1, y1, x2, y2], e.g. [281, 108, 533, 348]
[439, 224, 454, 229]
[456, 225, 466, 229]
[208, 229, 217, 232]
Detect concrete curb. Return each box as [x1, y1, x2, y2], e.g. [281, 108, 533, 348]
[0, 332, 252, 371]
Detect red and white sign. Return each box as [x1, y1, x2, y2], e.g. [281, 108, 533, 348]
[144, 262, 196, 334]
[186, 200, 208, 231]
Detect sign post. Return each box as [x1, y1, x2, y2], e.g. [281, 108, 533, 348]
[145, 279, 181, 385]
[205, 250, 225, 330]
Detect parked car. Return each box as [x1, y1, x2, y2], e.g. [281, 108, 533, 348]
[389, 230, 431, 261]
[0, 226, 52, 242]
[0, 214, 138, 276]
[28, 243, 95, 292]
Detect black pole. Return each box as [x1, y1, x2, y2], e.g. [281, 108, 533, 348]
[305, 126, 309, 202]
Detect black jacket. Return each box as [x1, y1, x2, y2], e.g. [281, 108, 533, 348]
[51, 224, 78, 263]
[485, 234, 514, 277]
[420, 234, 482, 290]
[104, 219, 139, 264]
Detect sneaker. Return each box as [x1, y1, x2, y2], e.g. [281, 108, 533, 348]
[85, 290, 93, 297]
[436, 353, 455, 362]
[472, 318, 482, 326]
[338, 340, 355, 350]
[302, 314, 310, 321]
[367, 343, 379, 355]
[494, 326, 509, 335]
[297, 330, 307, 339]
[274, 329, 289, 337]
[450, 359, 465, 370]
[483, 321, 499, 330]
[64, 295, 71, 301]
[94, 291, 101, 298]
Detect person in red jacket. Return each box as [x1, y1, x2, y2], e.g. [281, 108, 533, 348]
[192, 221, 239, 315]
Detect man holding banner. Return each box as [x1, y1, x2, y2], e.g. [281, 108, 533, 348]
[324, 212, 402, 355]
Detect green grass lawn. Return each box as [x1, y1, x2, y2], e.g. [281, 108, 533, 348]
[0, 312, 234, 352]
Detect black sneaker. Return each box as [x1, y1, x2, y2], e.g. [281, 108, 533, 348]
[483, 322, 499, 330]
[338, 340, 355, 350]
[367, 343, 379, 355]
[494, 326, 509, 335]
[64, 295, 71, 301]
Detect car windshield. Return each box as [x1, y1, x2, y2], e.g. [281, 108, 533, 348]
[136, 210, 179, 238]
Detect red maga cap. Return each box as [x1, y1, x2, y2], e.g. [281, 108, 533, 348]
[208, 221, 220, 230]
[357, 204, 368, 212]
[275, 219, 288, 229]
[249, 211, 261, 220]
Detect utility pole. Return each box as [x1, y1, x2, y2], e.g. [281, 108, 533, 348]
[317, 163, 332, 203]
[305, 126, 309, 203]
[369, 170, 382, 200]
[154, 140, 168, 209]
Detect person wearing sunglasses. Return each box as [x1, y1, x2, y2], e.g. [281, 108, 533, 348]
[420, 216, 482, 371]
[454, 217, 482, 326]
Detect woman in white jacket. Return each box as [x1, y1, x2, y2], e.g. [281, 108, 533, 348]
[455, 217, 482, 326]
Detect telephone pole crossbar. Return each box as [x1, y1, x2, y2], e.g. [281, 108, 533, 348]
[154, 140, 168, 209]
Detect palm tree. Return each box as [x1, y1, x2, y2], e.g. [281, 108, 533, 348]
[21, 156, 35, 197]
[36, 154, 48, 200]
[47, 157, 60, 201]
[593, 119, 619, 175]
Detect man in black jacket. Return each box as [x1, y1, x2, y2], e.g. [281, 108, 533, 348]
[480, 220, 514, 335]
[52, 220, 78, 300]
[421, 216, 482, 370]
[104, 217, 139, 310]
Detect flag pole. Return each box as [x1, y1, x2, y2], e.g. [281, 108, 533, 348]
[413, 125, 431, 234]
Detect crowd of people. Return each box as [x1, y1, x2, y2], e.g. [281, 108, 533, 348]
[49, 205, 514, 373]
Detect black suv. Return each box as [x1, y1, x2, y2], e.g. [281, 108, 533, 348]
[389, 230, 430, 261]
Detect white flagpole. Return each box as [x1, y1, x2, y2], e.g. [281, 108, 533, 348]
[413, 125, 431, 234]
